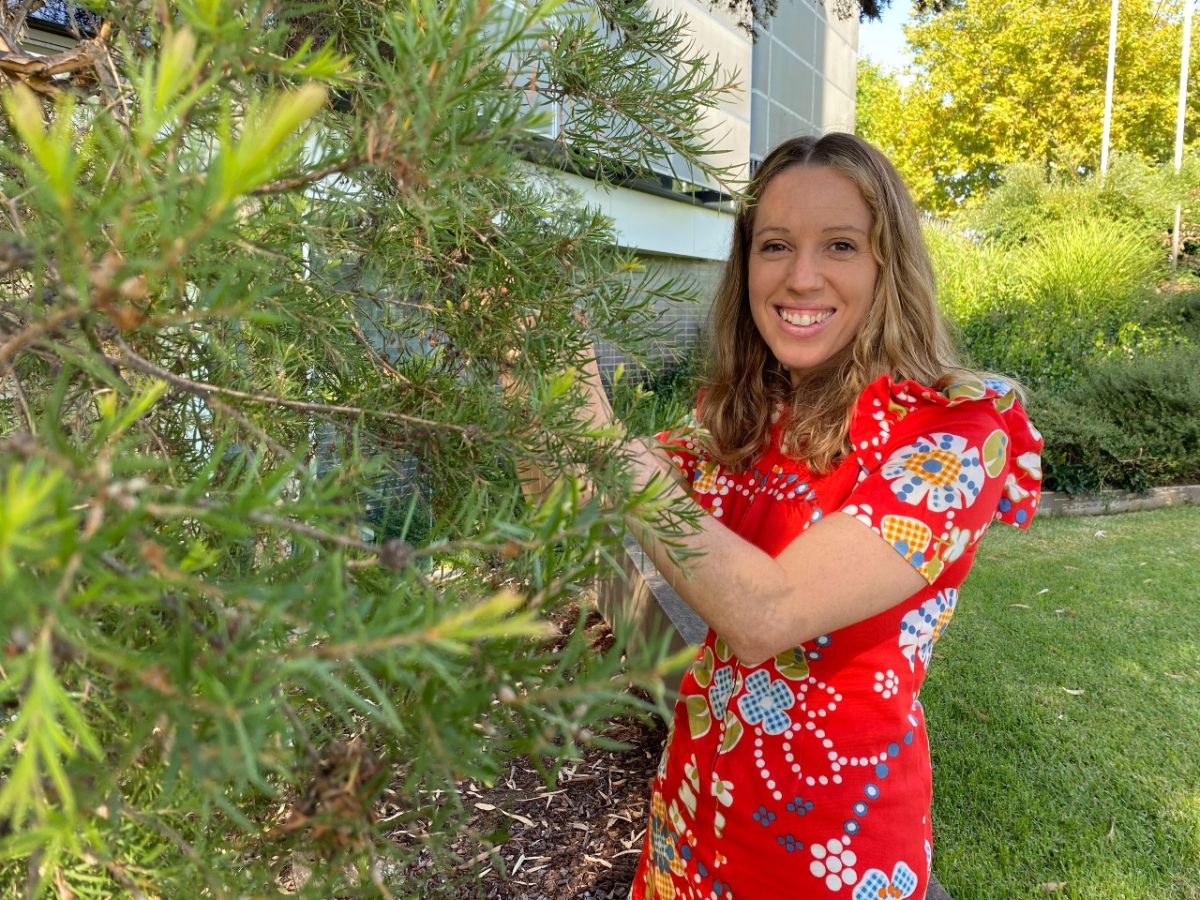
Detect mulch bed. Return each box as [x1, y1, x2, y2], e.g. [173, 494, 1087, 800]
[397, 603, 669, 899]
[448, 714, 666, 899]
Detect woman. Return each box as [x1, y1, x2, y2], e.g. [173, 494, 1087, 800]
[583, 134, 1043, 899]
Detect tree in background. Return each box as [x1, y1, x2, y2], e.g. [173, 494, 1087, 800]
[858, 0, 1198, 212]
[0, 1, 733, 895]
[716, 0, 956, 35]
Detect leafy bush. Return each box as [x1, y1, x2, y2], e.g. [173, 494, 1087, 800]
[612, 342, 704, 438]
[1030, 345, 1200, 493]
[967, 154, 1181, 248]
[930, 216, 1182, 388]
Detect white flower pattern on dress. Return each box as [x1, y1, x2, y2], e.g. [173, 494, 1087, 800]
[942, 526, 971, 564]
[873, 669, 900, 700]
[898, 589, 958, 671]
[882, 433, 986, 512]
[809, 837, 859, 891]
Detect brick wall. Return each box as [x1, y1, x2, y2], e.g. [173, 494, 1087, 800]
[595, 253, 724, 378]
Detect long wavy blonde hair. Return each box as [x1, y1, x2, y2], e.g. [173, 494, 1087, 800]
[699, 133, 972, 474]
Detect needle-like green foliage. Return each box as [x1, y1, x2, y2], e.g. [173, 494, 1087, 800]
[0, 1, 734, 894]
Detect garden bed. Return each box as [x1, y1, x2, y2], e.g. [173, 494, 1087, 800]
[382, 606, 668, 899]
[439, 712, 665, 899]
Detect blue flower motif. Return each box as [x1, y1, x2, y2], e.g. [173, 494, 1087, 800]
[650, 816, 675, 871]
[786, 797, 814, 816]
[751, 805, 776, 826]
[853, 862, 919, 900]
[710, 665, 734, 720]
[776, 833, 802, 852]
[737, 669, 796, 735]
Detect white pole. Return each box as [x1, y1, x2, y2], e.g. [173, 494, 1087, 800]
[1100, 0, 1120, 180]
[1173, 0, 1194, 271]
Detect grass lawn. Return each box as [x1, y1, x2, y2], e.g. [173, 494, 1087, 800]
[924, 506, 1200, 900]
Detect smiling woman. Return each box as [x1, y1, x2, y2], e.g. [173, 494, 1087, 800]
[554, 133, 1045, 899]
[747, 166, 879, 380]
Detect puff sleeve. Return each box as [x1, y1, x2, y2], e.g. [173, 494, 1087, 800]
[837, 376, 1044, 584]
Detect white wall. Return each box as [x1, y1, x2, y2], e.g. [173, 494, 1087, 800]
[557, 170, 735, 261]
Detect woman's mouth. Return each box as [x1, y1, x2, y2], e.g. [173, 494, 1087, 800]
[777, 307, 834, 331]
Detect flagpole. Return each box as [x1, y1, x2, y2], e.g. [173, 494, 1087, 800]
[1173, 0, 1195, 271]
[1100, 0, 1120, 180]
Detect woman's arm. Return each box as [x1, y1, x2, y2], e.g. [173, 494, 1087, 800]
[623, 436, 925, 666]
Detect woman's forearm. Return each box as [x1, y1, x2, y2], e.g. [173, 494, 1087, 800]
[623, 438, 795, 665]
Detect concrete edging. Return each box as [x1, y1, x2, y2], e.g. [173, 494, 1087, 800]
[1038, 484, 1200, 517]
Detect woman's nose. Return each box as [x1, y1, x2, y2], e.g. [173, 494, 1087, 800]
[785, 251, 823, 292]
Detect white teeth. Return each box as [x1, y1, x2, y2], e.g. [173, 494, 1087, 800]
[779, 309, 832, 327]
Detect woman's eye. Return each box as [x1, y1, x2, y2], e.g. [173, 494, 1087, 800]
[830, 240, 856, 253]
[762, 241, 787, 253]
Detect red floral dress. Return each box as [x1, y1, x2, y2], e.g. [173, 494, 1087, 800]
[631, 375, 1043, 900]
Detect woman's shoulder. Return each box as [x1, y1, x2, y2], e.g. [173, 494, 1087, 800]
[848, 373, 1044, 529]
[850, 373, 1035, 438]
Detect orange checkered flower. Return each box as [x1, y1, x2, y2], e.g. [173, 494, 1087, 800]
[881, 433, 987, 512]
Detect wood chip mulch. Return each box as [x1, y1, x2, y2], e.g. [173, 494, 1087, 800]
[443, 713, 666, 899]
[411, 604, 668, 899]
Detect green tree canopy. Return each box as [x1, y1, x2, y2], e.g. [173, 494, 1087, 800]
[858, 0, 1198, 212]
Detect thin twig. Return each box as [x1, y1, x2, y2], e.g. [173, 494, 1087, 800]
[0, 306, 84, 368]
[0, 365, 36, 433]
[250, 157, 363, 195]
[131, 497, 378, 557]
[52, 448, 109, 605]
[205, 394, 301, 471]
[278, 692, 323, 767]
[113, 334, 476, 437]
[345, 312, 411, 384]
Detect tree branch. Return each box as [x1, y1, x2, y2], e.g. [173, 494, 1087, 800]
[112, 333, 478, 438]
[0, 306, 85, 369]
[250, 157, 364, 196]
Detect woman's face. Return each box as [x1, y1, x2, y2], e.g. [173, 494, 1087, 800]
[747, 165, 879, 384]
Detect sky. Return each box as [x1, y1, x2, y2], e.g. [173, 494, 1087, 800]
[857, 0, 914, 72]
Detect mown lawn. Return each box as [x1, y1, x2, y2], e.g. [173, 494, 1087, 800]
[924, 506, 1200, 900]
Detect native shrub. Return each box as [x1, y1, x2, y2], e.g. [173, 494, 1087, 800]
[1031, 344, 1200, 493]
[929, 213, 1181, 388]
[0, 1, 734, 894]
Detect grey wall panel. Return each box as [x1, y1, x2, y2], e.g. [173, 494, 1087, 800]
[751, 34, 771, 94]
[750, 90, 769, 159]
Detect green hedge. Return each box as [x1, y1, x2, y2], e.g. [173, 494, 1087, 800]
[1030, 345, 1200, 493]
[929, 218, 1183, 388]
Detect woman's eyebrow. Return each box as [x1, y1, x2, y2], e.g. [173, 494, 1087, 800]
[754, 224, 869, 237]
